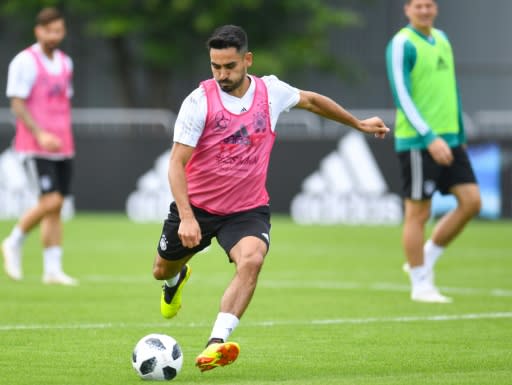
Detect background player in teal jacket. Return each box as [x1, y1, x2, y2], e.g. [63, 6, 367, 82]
[386, 0, 481, 303]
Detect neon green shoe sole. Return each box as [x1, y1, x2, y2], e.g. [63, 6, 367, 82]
[195, 342, 240, 372]
[160, 264, 191, 319]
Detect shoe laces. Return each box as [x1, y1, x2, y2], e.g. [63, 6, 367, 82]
[162, 265, 188, 303]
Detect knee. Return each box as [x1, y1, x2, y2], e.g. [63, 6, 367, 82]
[459, 188, 482, 218]
[41, 193, 64, 214]
[465, 194, 482, 217]
[404, 206, 431, 225]
[238, 251, 265, 276]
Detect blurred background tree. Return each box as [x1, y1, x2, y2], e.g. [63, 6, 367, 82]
[0, 0, 363, 108]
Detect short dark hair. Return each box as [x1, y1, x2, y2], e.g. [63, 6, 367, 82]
[206, 25, 248, 53]
[36, 7, 64, 26]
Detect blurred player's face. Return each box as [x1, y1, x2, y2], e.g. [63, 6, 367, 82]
[34, 19, 66, 55]
[210, 47, 253, 96]
[405, 0, 437, 34]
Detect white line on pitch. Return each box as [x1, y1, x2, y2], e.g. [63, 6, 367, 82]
[259, 280, 512, 297]
[1, 312, 511, 332]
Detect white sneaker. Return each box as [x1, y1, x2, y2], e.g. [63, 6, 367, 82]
[411, 285, 452, 303]
[43, 271, 79, 286]
[2, 239, 23, 281]
[403, 262, 435, 286]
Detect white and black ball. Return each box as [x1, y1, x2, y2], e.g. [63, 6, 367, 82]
[132, 333, 183, 381]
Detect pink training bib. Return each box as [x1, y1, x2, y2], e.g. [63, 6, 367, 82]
[14, 47, 74, 157]
[186, 76, 275, 215]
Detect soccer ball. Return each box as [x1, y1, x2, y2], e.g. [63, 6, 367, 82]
[132, 333, 183, 381]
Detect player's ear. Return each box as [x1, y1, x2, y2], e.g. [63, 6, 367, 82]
[244, 51, 253, 68]
[404, 2, 411, 19]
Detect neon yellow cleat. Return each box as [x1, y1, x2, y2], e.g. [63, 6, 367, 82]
[160, 264, 191, 319]
[195, 341, 240, 372]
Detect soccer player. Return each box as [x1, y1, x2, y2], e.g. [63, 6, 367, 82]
[153, 24, 389, 372]
[1, 7, 77, 286]
[385, 0, 481, 302]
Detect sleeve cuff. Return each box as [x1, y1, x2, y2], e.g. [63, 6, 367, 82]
[422, 131, 437, 147]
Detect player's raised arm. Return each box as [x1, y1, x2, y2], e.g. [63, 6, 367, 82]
[295, 90, 390, 138]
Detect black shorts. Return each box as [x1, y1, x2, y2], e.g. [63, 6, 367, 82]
[30, 158, 73, 196]
[398, 146, 477, 200]
[157, 202, 271, 261]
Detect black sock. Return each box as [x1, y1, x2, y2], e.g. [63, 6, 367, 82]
[206, 337, 224, 347]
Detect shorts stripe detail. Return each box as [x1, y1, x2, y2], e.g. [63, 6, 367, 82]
[411, 150, 422, 200]
[24, 157, 39, 193]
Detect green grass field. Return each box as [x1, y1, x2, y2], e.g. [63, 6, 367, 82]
[0, 214, 511, 385]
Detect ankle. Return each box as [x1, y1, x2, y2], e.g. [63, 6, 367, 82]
[206, 338, 224, 347]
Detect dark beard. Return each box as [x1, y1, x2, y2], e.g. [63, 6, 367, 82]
[42, 42, 59, 53]
[218, 75, 246, 93]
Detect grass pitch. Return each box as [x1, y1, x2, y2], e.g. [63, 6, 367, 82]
[0, 214, 511, 385]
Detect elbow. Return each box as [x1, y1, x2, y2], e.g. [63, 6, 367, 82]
[10, 98, 24, 117]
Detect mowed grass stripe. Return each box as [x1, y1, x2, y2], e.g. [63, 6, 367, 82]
[8, 273, 512, 297]
[74, 275, 512, 297]
[2, 311, 511, 331]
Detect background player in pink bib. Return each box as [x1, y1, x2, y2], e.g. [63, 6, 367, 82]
[2, 7, 77, 286]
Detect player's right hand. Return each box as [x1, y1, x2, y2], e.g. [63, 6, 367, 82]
[428, 138, 453, 166]
[178, 217, 202, 248]
[36, 131, 62, 152]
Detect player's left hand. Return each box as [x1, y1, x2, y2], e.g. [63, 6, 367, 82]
[359, 117, 390, 139]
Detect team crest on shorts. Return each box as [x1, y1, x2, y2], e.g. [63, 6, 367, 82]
[424, 180, 436, 196]
[40, 175, 52, 191]
[159, 235, 168, 251]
